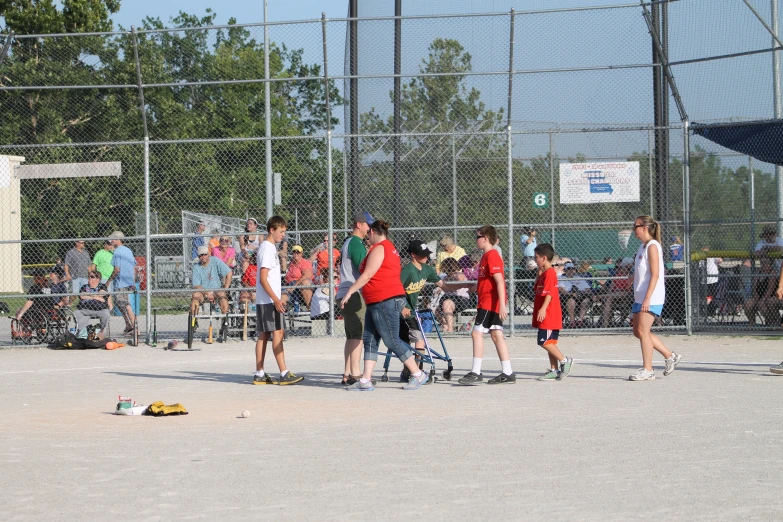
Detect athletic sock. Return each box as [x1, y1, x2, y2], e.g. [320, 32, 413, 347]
[412, 370, 422, 378]
[360, 378, 370, 384]
[501, 359, 513, 375]
[255, 371, 264, 377]
[280, 369, 289, 378]
[471, 357, 483, 374]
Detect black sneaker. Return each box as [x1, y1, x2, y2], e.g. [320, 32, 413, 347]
[278, 372, 304, 386]
[252, 374, 278, 385]
[487, 372, 516, 384]
[399, 368, 411, 383]
[457, 372, 483, 386]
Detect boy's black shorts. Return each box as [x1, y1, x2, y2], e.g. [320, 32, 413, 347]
[537, 328, 560, 347]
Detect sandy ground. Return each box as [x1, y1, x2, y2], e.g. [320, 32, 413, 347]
[1, 333, 782, 521]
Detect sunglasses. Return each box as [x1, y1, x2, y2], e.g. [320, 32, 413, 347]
[476, 235, 486, 240]
[633, 224, 646, 229]
[89, 275, 100, 279]
[199, 253, 209, 257]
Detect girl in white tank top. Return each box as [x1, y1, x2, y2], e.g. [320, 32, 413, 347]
[628, 216, 682, 382]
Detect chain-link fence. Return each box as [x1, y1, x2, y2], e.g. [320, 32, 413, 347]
[1, 1, 782, 346]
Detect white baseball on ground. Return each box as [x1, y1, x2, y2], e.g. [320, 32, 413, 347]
[241, 410, 250, 418]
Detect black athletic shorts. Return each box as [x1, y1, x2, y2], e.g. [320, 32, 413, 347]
[473, 308, 503, 333]
[256, 303, 284, 333]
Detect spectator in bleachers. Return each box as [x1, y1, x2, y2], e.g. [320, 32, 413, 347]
[283, 245, 314, 310]
[669, 236, 684, 261]
[437, 257, 471, 333]
[493, 235, 503, 257]
[311, 274, 340, 321]
[64, 239, 91, 299]
[212, 236, 237, 272]
[755, 226, 783, 258]
[599, 258, 634, 328]
[48, 265, 69, 308]
[310, 232, 339, 257]
[191, 222, 206, 262]
[700, 246, 722, 304]
[15, 268, 54, 322]
[435, 235, 466, 273]
[558, 261, 592, 328]
[208, 230, 221, 251]
[90, 240, 114, 284]
[278, 234, 289, 273]
[190, 245, 232, 316]
[310, 235, 341, 284]
[105, 231, 136, 335]
[519, 227, 537, 268]
[73, 270, 110, 340]
[240, 252, 257, 307]
[744, 257, 779, 326]
[239, 218, 262, 274]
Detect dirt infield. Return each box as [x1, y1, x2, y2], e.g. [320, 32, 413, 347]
[1, 334, 781, 520]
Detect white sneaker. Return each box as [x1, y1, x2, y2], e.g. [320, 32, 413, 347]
[770, 362, 783, 375]
[663, 352, 682, 376]
[115, 405, 146, 415]
[629, 368, 655, 381]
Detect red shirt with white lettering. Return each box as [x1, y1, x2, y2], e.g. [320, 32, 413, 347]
[477, 249, 505, 312]
[532, 267, 563, 330]
[359, 239, 405, 305]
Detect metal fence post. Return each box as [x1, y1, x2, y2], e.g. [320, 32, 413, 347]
[507, 8, 516, 335]
[0, 31, 14, 64]
[264, 1, 273, 220]
[322, 13, 336, 337]
[131, 26, 152, 343]
[549, 132, 556, 249]
[452, 135, 458, 244]
[750, 155, 756, 255]
[683, 121, 692, 335]
[648, 127, 655, 217]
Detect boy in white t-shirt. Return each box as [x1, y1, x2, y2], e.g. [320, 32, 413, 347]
[253, 216, 304, 386]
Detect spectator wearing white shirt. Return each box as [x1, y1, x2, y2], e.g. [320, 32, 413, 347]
[558, 261, 593, 328]
[755, 226, 783, 269]
[700, 246, 722, 304]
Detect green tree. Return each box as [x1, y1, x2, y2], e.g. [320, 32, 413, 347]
[0, 4, 342, 262]
[358, 38, 505, 228]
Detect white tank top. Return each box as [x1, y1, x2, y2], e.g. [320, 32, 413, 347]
[633, 239, 666, 305]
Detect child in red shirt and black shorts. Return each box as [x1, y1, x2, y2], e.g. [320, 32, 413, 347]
[457, 225, 515, 385]
[533, 243, 574, 380]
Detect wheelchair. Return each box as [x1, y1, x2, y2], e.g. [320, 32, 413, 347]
[11, 307, 76, 345]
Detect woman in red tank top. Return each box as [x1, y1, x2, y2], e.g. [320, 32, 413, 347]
[339, 220, 430, 391]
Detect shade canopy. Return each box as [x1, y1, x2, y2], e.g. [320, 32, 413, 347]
[692, 119, 783, 166]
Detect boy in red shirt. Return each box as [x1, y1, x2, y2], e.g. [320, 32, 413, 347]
[457, 225, 515, 385]
[533, 243, 574, 381]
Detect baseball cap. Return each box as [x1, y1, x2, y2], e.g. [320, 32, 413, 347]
[620, 257, 634, 267]
[761, 226, 776, 237]
[292, 245, 303, 253]
[31, 267, 47, 277]
[50, 265, 65, 278]
[197, 245, 210, 256]
[352, 211, 375, 225]
[564, 262, 575, 269]
[407, 239, 432, 258]
[109, 231, 124, 240]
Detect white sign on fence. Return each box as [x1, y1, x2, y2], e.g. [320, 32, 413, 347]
[559, 161, 640, 204]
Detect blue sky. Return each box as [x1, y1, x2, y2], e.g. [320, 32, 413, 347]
[112, 0, 349, 28]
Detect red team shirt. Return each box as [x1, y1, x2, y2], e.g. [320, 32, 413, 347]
[532, 267, 563, 330]
[359, 239, 405, 305]
[477, 249, 505, 312]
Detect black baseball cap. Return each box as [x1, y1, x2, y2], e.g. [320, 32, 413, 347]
[407, 239, 432, 258]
